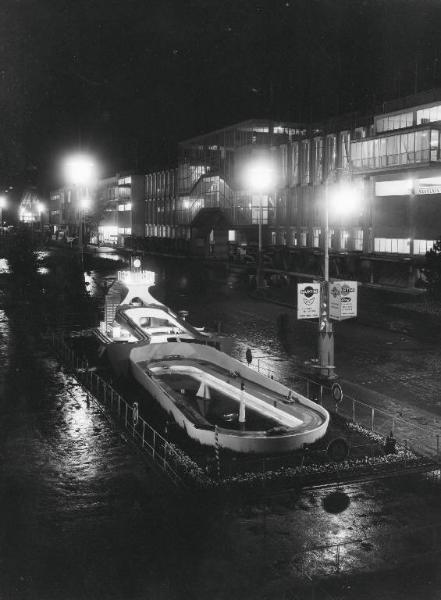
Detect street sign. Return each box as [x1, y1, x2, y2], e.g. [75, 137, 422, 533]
[329, 280, 358, 321]
[297, 283, 321, 319]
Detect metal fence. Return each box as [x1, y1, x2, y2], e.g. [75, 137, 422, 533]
[249, 356, 441, 463]
[50, 332, 208, 489]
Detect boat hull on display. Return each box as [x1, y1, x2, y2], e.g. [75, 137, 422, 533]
[111, 341, 329, 454]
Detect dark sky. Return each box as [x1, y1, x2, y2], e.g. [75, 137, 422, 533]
[2, 0, 441, 192]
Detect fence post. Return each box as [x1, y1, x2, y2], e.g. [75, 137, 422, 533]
[319, 385, 323, 405]
[214, 425, 221, 480]
[142, 420, 145, 448]
[125, 403, 128, 428]
[118, 395, 121, 417]
[437, 434, 440, 458]
[371, 407, 375, 431]
[163, 443, 168, 471]
[352, 399, 356, 422]
[152, 429, 156, 459]
[306, 379, 310, 399]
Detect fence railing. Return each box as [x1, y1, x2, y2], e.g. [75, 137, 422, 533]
[49, 332, 209, 489]
[248, 355, 441, 463]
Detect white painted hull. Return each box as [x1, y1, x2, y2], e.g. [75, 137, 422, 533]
[124, 342, 330, 454]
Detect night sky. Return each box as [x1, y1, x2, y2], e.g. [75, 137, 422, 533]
[2, 0, 441, 193]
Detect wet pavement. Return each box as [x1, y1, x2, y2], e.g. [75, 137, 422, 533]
[1, 247, 441, 598]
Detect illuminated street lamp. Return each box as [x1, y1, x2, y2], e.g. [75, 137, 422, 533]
[243, 159, 276, 287]
[36, 202, 45, 229]
[0, 195, 6, 229]
[63, 154, 96, 267]
[318, 178, 360, 379]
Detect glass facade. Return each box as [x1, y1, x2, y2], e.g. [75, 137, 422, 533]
[376, 112, 413, 132]
[351, 129, 439, 170]
[417, 104, 441, 125]
[374, 238, 410, 253]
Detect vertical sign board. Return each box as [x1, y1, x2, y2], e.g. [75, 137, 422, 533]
[329, 281, 358, 321]
[297, 283, 321, 319]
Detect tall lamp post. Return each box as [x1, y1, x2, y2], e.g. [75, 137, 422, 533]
[318, 177, 360, 379]
[63, 154, 96, 268]
[318, 179, 334, 379]
[79, 195, 91, 267]
[36, 202, 45, 230]
[243, 159, 276, 288]
[0, 196, 6, 231]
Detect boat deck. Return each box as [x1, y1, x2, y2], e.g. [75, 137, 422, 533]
[136, 357, 325, 434]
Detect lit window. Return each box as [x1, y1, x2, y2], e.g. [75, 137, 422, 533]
[340, 230, 349, 250]
[312, 228, 321, 248]
[353, 228, 363, 251]
[228, 230, 236, 242]
[118, 204, 125, 211]
[414, 239, 435, 254]
[125, 203, 132, 211]
[374, 238, 410, 253]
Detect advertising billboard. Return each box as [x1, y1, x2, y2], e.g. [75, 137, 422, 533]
[329, 281, 358, 320]
[297, 283, 321, 319]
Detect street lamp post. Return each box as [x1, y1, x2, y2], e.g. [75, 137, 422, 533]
[79, 195, 90, 268]
[318, 175, 360, 379]
[63, 154, 96, 268]
[242, 159, 276, 288]
[0, 196, 6, 232]
[318, 179, 335, 379]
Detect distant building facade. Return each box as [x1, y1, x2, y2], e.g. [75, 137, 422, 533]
[49, 89, 441, 288]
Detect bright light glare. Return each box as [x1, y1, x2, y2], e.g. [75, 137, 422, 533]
[0, 196, 6, 209]
[330, 183, 361, 217]
[37, 202, 45, 214]
[64, 154, 96, 185]
[243, 160, 276, 193]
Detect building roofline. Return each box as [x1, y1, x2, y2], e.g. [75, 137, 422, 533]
[179, 118, 307, 145]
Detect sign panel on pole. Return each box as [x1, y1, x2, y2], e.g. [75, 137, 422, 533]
[297, 283, 321, 319]
[329, 281, 358, 321]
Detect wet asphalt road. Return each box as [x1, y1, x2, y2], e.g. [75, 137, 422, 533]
[1, 250, 441, 599]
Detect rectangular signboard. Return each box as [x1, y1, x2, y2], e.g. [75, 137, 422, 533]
[329, 281, 358, 321]
[297, 283, 321, 319]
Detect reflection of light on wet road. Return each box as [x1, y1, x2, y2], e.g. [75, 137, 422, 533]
[64, 387, 94, 439]
[38, 267, 49, 275]
[34, 250, 50, 261]
[0, 258, 10, 274]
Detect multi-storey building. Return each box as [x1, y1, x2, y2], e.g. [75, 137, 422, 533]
[49, 89, 441, 288]
[115, 173, 145, 246]
[159, 92, 441, 288]
[145, 167, 178, 238]
[95, 175, 119, 245]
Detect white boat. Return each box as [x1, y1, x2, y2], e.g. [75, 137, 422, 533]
[99, 269, 329, 454]
[107, 340, 330, 454]
[95, 269, 229, 351]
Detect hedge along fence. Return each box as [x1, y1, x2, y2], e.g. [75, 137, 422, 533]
[48, 332, 433, 495]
